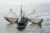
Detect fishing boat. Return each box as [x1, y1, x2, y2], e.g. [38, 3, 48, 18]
[4, 4, 43, 31]
[17, 5, 28, 31]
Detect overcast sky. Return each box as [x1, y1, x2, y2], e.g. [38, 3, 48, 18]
[0, 0, 49, 12]
[0, 0, 49, 5]
[0, 0, 50, 17]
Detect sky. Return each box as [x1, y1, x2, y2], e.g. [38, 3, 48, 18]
[0, 0, 49, 5]
[0, 0, 50, 17]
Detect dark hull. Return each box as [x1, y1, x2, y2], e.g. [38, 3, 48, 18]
[17, 22, 27, 31]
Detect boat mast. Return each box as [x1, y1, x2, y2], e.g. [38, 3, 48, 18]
[20, 4, 22, 19]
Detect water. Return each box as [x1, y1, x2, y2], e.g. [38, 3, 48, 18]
[0, 16, 50, 33]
